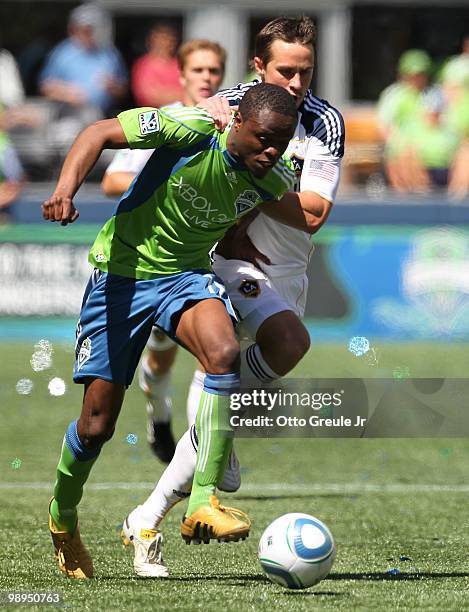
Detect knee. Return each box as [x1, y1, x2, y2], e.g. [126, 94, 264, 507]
[290, 327, 311, 362]
[77, 408, 117, 449]
[261, 325, 310, 375]
[205, 340, 240, 374]
[78, 379, 124, 448]
[281, 326, 310, 365]
[79, 418, 116, 448]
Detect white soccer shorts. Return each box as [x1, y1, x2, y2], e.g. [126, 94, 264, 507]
[212, 254, 307, 340]
[145, 256, 307, 351]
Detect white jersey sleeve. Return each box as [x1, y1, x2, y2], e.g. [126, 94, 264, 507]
[246, 93, 345, 276]
[104, 148, 154, 175]
[300, 142, 341, 202]
[296, 92, 344, 202]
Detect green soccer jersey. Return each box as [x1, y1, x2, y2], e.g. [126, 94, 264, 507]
[89, 106, 295, 278]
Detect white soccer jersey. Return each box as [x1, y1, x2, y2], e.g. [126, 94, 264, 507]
[218, 82, 345, 276]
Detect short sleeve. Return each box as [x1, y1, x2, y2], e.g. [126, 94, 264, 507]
[117, 106, 214, 150]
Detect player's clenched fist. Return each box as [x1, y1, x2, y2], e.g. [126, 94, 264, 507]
[42, 194, 79, 226]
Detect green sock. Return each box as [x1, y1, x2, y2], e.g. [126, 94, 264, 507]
[50, 439, 99, 533]
[186, 390, 233, 515]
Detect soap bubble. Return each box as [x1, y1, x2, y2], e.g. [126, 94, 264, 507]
[48, 377, 66, 396]
[348, 336, 370, 357]
[16, 378, 34, 395]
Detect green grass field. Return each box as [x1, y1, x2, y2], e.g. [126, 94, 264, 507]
[1, 339, 469, 611]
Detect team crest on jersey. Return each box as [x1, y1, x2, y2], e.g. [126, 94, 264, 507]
[239, 279, 260, 298]
[138, 111, 160, 135]
[77, 338, 92, 370]
[226, 171, 238, 184]
[234, 190, 261, 216]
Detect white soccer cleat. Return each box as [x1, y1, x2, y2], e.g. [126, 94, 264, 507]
[218, 449, 241, 493]
[121, 508, 169, 578]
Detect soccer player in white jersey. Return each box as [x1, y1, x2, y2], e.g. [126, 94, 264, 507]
[121, 16, 346, 578]
[102, 40, 227, 462]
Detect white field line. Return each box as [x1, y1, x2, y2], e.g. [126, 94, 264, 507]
[2, 482, 469, 494]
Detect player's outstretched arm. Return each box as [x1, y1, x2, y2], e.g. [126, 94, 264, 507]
[42, 118, 127, 225]
[259, 190, 333, 235]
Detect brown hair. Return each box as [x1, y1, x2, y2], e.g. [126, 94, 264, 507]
[177, 39, 226, 74]
[255, 16, 316, 65]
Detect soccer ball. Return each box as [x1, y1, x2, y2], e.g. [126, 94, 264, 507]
[258, 513, 335, 589]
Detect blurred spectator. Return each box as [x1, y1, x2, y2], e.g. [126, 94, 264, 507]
[131, 22, 183, 107]
[396, 89, 462, 191]
[103, 39, 226, 196]
[440, 55, 469, 136]
[0, 131, 24, 223]
[440, 56, 469, 199]
[377, 49, 432, 191]
[0, 44, 32, 133]
[39, 3, 127, 117]
[0, 46, 24, 110]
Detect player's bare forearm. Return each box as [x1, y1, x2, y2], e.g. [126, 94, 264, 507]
[259, 190, 332, 234]
[101, 171, 136, 197]
[42, 119, 127, 225]
[215, 209, 270, 267]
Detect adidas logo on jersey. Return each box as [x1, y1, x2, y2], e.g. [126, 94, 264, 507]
[234, 190, 261, 216]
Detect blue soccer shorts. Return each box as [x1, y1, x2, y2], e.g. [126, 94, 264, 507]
[73, 268, 237, 386]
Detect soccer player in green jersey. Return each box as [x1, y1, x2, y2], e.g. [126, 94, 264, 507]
[42, 83, 315, 578]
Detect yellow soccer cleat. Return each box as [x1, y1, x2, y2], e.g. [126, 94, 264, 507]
[181, 495, 251, 544]
[48, 501, 93, 579]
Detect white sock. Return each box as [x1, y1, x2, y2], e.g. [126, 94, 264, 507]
[139, 355, 172, 422]
[241, 343, 280, 383]
[138, 426, 198, 529]
[186, 369, 205, 425]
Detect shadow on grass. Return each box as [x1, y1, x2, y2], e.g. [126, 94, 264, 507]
[329, 571, 469, 581]
[98, 574, 346, 596]
[231, 493, 345, 502]
[98, 570, 469, 586]
[99, 573, 267, 583]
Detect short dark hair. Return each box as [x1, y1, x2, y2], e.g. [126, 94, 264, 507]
[255, 16, 316, 65]
[238, 83, 297, 121]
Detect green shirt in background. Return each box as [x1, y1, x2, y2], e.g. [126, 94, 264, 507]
[401, 118, 461, 168]
[445, 91, 469, 138]
[377, 82, 424, 131]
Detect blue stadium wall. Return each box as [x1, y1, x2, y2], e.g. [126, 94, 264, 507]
[2, 194, 469, 342]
